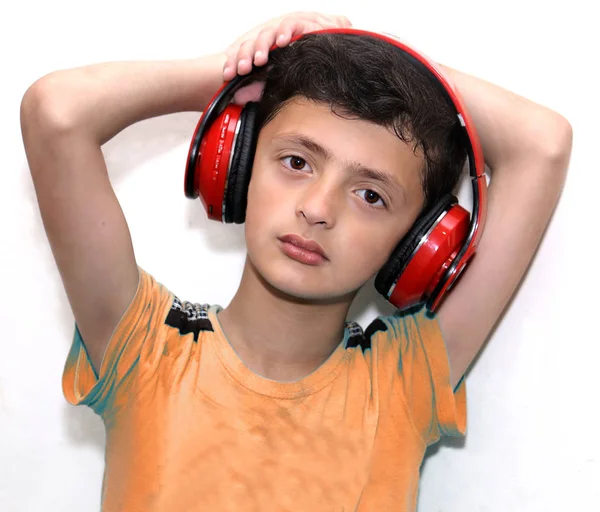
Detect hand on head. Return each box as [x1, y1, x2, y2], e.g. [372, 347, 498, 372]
[223, 12, 352, 105]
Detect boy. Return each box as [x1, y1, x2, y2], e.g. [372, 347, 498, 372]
[20, 11, 572, 512]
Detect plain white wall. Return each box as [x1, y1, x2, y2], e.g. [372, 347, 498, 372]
[2, 0, 597, 510]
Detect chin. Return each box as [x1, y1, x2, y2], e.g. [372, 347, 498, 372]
[249, 250, 363, 304]
[262, 258, 330, 300]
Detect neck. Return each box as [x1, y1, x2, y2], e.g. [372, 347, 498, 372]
[217, 256, 356, 382]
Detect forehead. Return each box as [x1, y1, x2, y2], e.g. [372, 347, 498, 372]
[259, 98, 425, 185]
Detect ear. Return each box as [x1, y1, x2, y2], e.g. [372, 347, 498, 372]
[233, 81, 265, 106]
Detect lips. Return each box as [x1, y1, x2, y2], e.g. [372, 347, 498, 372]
[278, 234, 328, 260]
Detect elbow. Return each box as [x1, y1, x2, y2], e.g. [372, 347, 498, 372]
[528, 115, 573, 203]
[537, 113, 573, 171]
[21, 74, 83, 183]
[21, 73, 79, 135]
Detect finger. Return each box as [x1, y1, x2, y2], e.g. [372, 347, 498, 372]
[275, 18, 295, 47]
[236, 39, 256, 75]
[223, 54, 237, 81]
[275, 14, 346, 47]
[276, 18, 313, 47]
[253, 27, 277, 66]
[223, 43, 243, 81]
[337, 15, 352, 28]
[315, 14, 347, 29]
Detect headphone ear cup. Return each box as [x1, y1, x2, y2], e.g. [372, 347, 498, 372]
[224, 102, 259, 224]
[375, 194, 458, 304]
[186, 103, 244, 221]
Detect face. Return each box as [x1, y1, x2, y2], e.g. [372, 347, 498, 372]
[244, 98, 425, 302]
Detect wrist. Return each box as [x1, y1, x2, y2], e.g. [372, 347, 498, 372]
[157, 53, 227, 113]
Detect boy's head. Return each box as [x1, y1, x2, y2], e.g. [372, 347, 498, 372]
[243, 34, 468, 303]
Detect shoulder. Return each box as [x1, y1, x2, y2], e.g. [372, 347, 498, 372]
[361, 307, 446, 363]
[374, 306, 441, 340]
[132, 268, 218, 343]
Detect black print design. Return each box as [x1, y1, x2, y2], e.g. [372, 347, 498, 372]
[364, 318, 388, 341]
[345, 321, 370, 351]
[165, 296, 214, 342]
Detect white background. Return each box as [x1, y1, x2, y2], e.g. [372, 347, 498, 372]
[1, 0, 597, 510]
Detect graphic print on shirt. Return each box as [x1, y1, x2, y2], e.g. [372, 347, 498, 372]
[345, 321, 370, 351]
[165, 296, 213, 341]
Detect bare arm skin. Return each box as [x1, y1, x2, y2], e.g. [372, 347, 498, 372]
[435, 65, 573, 389]
[20, 54, 226, 373]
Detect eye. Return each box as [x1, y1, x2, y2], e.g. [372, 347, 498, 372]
[356, 189, 386, 208]
[281, 155, 311, 172]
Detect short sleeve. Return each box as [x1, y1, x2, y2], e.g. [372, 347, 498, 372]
[378, 308, 467, 445]
[62, 267, 173, 415]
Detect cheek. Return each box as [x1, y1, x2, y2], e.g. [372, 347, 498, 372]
[337, 222, 402, 276]
[247, 159, 298, 213]
[245, 166, 287, 235]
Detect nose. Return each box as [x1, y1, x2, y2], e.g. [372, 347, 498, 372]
[296, 175, 338, 228]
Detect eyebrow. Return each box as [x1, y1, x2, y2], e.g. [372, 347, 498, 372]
[273, 133, 406, 199]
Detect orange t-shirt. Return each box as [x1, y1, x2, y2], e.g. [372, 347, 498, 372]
[63, 268, 466, 511]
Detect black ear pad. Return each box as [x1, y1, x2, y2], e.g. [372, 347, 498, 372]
[375, 193, 458, 296]
[223, 102, 259, 224]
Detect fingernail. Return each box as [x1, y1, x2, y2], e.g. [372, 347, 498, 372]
[255, 50, 263, 61]
[277, 34, 285, 44]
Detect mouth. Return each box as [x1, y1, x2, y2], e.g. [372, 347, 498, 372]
[278, 234, 328, 266]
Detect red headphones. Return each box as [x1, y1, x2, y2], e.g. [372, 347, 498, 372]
[184, 28, 487, 313]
